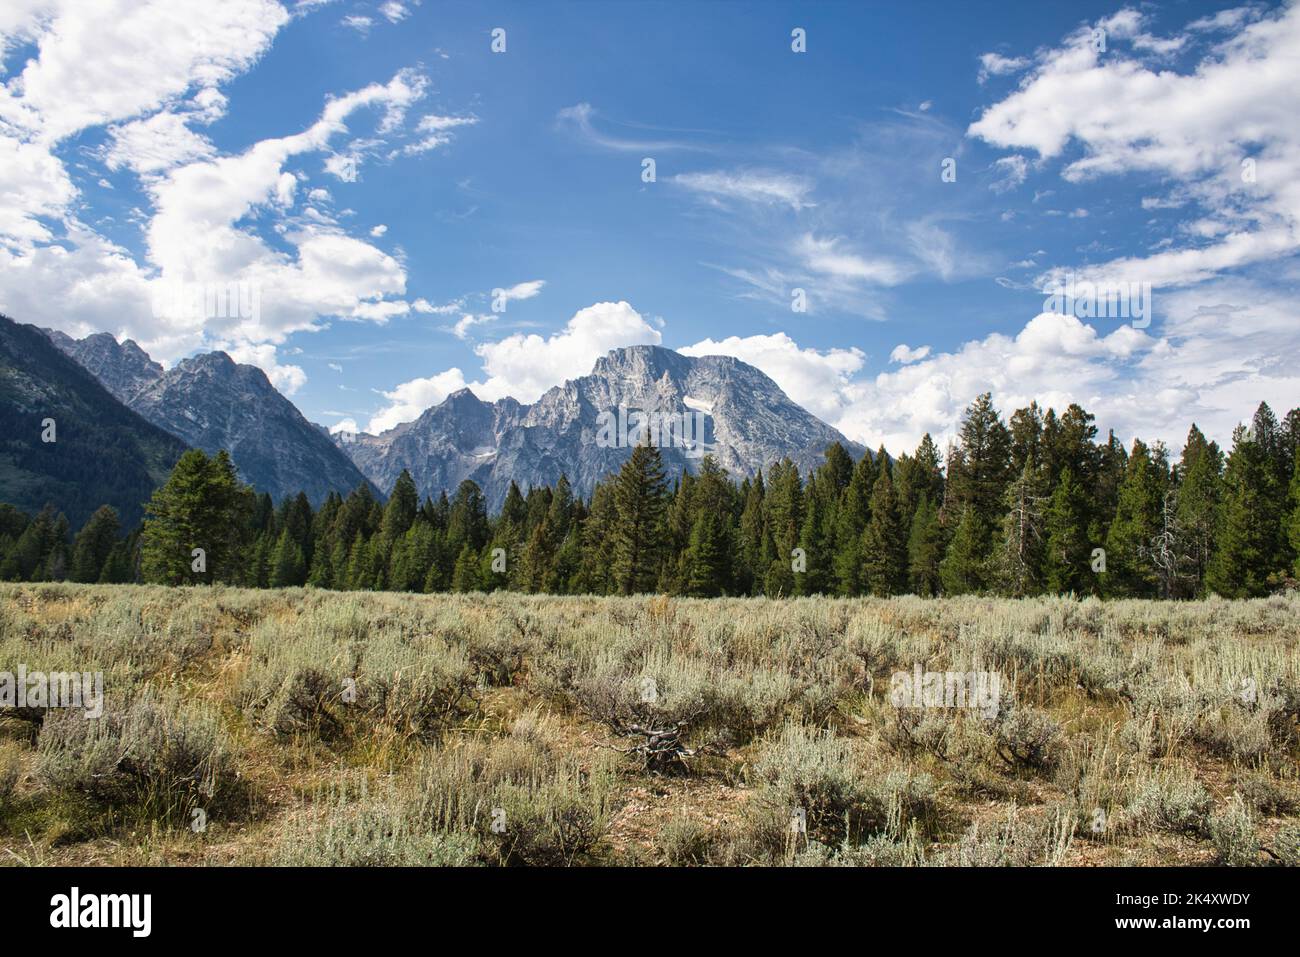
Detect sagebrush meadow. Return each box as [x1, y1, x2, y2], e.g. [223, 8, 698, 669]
[3, 583, 1297, 866]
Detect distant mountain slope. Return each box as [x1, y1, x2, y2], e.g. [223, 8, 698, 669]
[46, 330, 375, 504]
[0, 315, 187, 528]
[43, 329, 162, 404]
[337, 344, 864, 509]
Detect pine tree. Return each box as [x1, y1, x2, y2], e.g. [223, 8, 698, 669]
[1147, 489, 1191, 599]
[451, 542, 483, 592]
[861, 465, 907, 596]
[43, 514, 71, 581]
[1174, 425, 1223, 594]
[796, 478, 831, 595]
[1102, 439, 1163, 597]
[1207, 425, 1281, 597]
[519, 519, 556, 592]
[942, 394, 1011, 582]
[611, 443, 669, 594]
[737, 471, 766, 595]
[683, 510, 728, 596]
[574, 480, 618, 595]
[70, 505, 120, 583]
[447, 480, 490, 555]
[907, 492, 943, 596]
[995, 460, 1047, 597]
[948, 393, 1013, 526]
[269, 527, 306, 587]
[380, 470, 418, 541]
[1041, 466, 1090, 595]
[939, 504, 990, 595]
[1286, 443, 1300, 579]
[141, 449, 248, 584]
[4, 506, 59, 581]
[833, 452, 875, 595]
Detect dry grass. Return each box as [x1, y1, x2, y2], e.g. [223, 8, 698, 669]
[1, 583, 1297, 866]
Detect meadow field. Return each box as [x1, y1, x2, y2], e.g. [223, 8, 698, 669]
[1, 583, 1298, 867]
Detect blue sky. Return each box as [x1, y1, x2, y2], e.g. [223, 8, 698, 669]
[1, 0, 1297, 455]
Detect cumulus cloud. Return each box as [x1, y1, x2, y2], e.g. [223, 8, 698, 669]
[969, 4, 1300, 289]
[890, 344, 931, 364]
[104, 111, 216, 175]
[693, 288, 1296, 460]
[227, 341, 307, 395]
[0, 0, 478, 391]
[680, 333, 864, 425]
[978, 52, 1030, 83]
[451, 313, 492, 339]
[366, 300, 662, 432]
[472, 300, 660, 402]
[367, 368, 469, 433]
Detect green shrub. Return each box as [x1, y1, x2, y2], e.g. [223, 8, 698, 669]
[658, 813, 719, 866]
[1125, 768, 1212, 836]
[36, 686, 240, 825]
[276, 782, 480, 867]
[937, 806, 1074, 867]
[1209, 794, 1257, 866]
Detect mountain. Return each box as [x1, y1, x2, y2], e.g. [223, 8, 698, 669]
[42, 329, 162, 404]
[45, 330, 374, 505]
[336, 344, 864, 509]
[0, 314, 187, 528]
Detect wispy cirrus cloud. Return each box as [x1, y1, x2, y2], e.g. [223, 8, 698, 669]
[555, 102, 712, 152]
[672, 168, 814, 210]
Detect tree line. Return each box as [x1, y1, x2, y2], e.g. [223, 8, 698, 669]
[3, 394, 1300, 599]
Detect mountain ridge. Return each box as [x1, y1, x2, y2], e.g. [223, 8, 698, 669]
[43, 328, 375, 505]
[335, 343, 865, 509]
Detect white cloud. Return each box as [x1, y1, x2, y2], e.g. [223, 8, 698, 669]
[369, 223, 387, 237]
[451, 313, 491, 339]
[0, 3, 462, 377]
[399, 113, 479, 155]
[673, 168, 814, 210]
[556, 102, 707, 153]
[227, 341, 307, 395]
[795, 233, 910, 285]
[329, 417, 359, 435]
[413, 297, 462, 315]
[978, 52, 1029, 83]
[890, 344, 931, 364]
[379, 2, 408, 24]
[989, 154, 1027, 193]
[689, 287, 1296, 458]
[104, 111, 215, 175]
[1187, 6, 1263, 33]
[367, 368, 469, 433]
[365, 300, 663, 433]
[969, 4, 1300, 289]
[4, 0, 286, 142]
[493, 279, 545, 304]
[342, 15, 372, 33]
[680, 332, 864, 425]
[472, 300, 660, 403]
